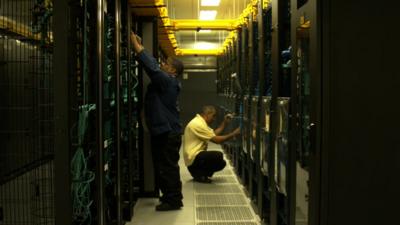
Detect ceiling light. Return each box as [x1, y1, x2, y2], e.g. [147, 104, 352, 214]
[199, 29, 212, 33]
[201, 0, 221, 6]
[199, 10, 217, 20]
[194, 42, 217, 50]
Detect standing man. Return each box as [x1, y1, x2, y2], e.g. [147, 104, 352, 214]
[131, 32, 184, 211]
[183, 106, 240, 183]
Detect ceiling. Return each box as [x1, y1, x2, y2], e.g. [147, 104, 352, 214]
[130, 0, 253, 69]
[167, 0, 251, 50]
[166, 0, 251, 68]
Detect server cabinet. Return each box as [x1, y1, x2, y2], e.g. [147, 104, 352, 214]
[275, 97, 290, 225]
[258, 96, 272, 221]
[289, 1, 400, 225]
[256, 1, 277, 223]
[290, 1, 319, 224]
[269, 0, 293, 224]
[249, 96, 260, 200]
[240, 95, 251, 185]
[1, 0, 55, 224]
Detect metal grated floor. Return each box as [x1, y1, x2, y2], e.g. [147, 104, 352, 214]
[196, 194, 247, 206]
[214, 170, 233, 176]
[194, 184, 242, 193]
[210, 176, 237, 183]
[196, 206, 254, 221]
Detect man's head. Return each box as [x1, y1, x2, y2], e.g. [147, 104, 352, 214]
[200, 105, 217, 125]
[161, 57, 184, 77]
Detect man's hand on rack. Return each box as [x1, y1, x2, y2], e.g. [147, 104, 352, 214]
[224, 113, 234, 123]
[130, 31, 144, 53]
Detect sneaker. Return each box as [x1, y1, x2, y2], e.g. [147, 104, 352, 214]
[193, 176, 212, 183]
[155, 202, 182, 211]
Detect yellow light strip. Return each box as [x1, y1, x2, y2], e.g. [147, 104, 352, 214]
[171, 19, 236, 31]
[155, 0, 179, 55]
[176, 48, 222, 56]
[219, 0, 272, 55]
[234, 0, 258, 28]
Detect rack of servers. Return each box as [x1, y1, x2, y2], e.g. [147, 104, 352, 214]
[218, 0, 399, 225]
[0, 0, 163, 224]
[217, 0, 319, 224]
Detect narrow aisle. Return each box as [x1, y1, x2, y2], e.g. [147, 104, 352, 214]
[128, 142, 260, 225]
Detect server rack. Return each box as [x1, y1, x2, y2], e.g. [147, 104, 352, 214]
[249, 95, 260, 201]
[53, 0, 141, 224]
[289, 1, 318, 225]
[269, 0, 292, 225]
[256, 2, 275, 224]
[238, 15, 254, 188]
[259, 96, 272, 222]
[275, 97, 290, 225]
[1, 0, 55, 224]
[241, 95, 250, 186]
[287, 1, 400, 225]
[233, 32, 243, 175]
[247, 10, 263, 204]
[121, 5, 141, 221]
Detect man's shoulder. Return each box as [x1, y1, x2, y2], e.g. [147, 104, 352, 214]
[188, 115, 209, 129]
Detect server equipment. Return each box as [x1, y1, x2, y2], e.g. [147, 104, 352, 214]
[1, 0, 55, 224]
[53, 0, 142, 224]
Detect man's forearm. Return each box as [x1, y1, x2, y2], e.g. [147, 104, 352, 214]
[214, 121, 226, 135]
[133, 42, 144, 54]
[211, 131, 236, 144]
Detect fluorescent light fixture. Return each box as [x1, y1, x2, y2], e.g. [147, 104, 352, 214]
[199, 10, 217, 20]
[201, 0, 221, 6]
[199, 29, 212, 33]
[194, 42, 217, 50]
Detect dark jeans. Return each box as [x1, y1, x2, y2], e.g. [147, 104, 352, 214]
[187, 151, 226, 178]
[151, 132, 183, 206]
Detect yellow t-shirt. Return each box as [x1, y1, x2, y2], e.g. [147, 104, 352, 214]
[183, 114, 216, 166]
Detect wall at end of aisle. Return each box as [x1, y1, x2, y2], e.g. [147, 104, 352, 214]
[179, 71, 218, 128]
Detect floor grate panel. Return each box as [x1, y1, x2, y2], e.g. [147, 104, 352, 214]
[214, 170, 233, 176]
[211, 176, 237, 183]
[196, 206, 254, 221]
[194, 184, 242, 193]
[196, 194, 247, 206]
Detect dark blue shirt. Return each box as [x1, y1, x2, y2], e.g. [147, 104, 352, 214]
[137, 51, 182, 136]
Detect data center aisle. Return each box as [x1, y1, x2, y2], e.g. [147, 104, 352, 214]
[127, 142, 261, 225]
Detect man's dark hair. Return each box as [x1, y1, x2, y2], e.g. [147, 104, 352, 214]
[171, 58, 184, 76]
[201, 105, 216, 115]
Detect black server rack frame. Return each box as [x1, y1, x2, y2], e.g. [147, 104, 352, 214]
[289, 0, 321, 225]
[241, 95, 251, 187]
[54, 0, 140, 224]
[256, 1, 276, 224]
[258, 96, 272, 223]
[270, 0, 293, 225]
[249, 95, 260, 202]
[1, 0, 55, 224]
[247, 9, 264, 206]
[275, 97, 291, 225]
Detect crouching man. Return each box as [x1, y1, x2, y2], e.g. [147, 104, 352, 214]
[183, 105, 240, 183]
